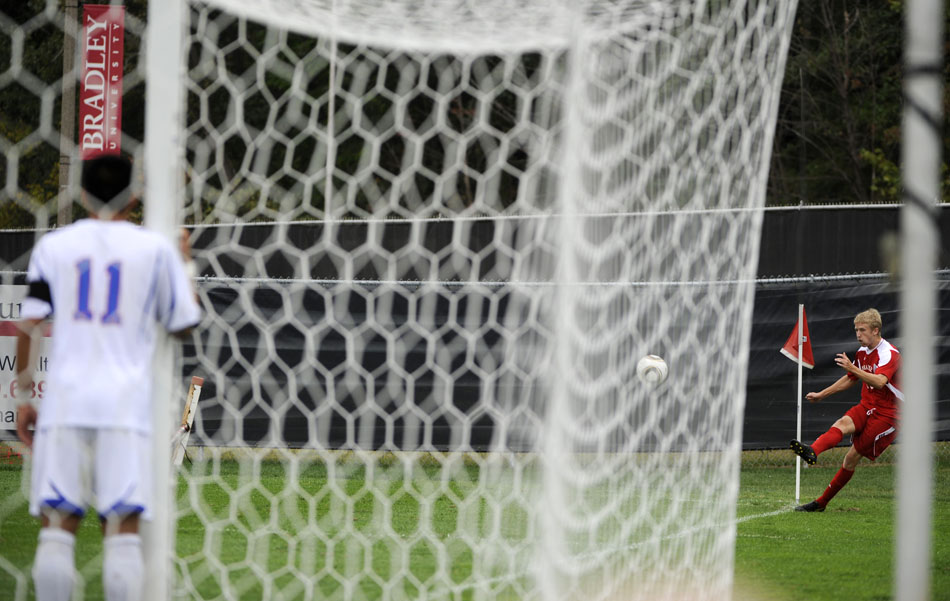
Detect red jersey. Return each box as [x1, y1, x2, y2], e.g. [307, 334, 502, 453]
[848, 338, 902, 419]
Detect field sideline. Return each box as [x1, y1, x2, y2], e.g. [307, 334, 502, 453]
[0, 444, 947, 600]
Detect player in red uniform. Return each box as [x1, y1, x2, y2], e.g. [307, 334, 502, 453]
[789, 308, 902, 512]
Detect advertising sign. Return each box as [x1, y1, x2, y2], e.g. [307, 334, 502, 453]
[79, 4, 125, 159]
[0, 286, 49, 429]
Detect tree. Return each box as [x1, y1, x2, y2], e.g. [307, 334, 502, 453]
[769, 0, 949, 205]
[0, 0, 149, 230]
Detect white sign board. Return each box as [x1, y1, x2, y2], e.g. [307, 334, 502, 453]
[0, 285, 50, 429]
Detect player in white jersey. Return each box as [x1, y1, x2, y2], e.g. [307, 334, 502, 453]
[14, 155, 202, 601]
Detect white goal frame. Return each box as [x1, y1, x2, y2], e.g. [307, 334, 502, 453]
[1, 1, 941, 600]
[138, 2, 800, 600]
[896, 1, 943, 600]
[143, 1, 187, 600]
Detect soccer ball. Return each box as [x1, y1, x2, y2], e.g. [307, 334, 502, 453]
[637, 354, 669, 384]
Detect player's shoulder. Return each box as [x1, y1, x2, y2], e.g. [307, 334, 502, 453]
[879, 338, 900, 356]
[105, 221, 177, 254]
[31, 219, 98, 253]
[115, 221, 165, 243]
[40, 220, 175, 261]
[38, 218, 144, 241]
[39, 218, 93, 240]
[874, 338, 900, 367]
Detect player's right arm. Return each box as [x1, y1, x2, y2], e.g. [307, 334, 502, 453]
[15, 318, 44, 448]
[805, 374, 854, 403]
[16, 237, 53, 449]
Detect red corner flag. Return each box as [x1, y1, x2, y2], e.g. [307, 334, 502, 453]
[780, 308, 814, 369]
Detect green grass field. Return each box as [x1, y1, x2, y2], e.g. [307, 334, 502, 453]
[735, 451, 950, 601]
[1, 446, 948, 600]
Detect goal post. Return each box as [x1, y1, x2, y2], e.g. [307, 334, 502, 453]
[158, 2, 801, 600]
[4, 2, 947, 599]
[896, 0, 943, 599]
[0, 0, 802, 598]
[143, 2, 187, 600]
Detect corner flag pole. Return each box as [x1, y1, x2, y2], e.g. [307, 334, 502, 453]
[795, 303, 803, 504]
[781, 305, 813, 504]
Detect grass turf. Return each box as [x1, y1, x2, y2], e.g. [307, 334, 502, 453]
[736, 457, 950, 601]
[0, 447, 948, 600]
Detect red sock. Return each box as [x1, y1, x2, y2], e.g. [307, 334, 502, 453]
[816, 467, 854, 508]
[811, 426, 843, 456]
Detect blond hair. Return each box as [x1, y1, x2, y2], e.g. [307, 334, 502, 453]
[854, 308, 883, 333]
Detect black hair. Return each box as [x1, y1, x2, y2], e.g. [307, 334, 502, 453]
[81, 155, 133, 209]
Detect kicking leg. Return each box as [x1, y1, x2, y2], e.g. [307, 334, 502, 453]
[791, 415, 855, 465]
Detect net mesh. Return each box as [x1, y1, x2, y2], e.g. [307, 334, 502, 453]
[0, 1, 798, 600]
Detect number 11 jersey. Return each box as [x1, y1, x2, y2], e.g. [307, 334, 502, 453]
[21, 219, 201, 433]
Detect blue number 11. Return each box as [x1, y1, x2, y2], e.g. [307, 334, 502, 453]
[74, 259, 122, 323]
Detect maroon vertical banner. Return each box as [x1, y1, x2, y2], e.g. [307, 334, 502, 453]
[80, 4, 125, 159]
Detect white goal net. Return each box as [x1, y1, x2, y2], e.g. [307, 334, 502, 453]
[0, 1, 798, 600]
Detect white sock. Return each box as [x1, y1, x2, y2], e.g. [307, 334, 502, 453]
[103, 533, 144, 601]
[33, 528, 76, 601]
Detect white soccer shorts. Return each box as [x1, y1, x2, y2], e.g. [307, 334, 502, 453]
[29, 426, 153, 521]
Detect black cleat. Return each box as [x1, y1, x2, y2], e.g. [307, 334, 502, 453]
[790, 439, 817, 465]
[795, 500, 825, 512]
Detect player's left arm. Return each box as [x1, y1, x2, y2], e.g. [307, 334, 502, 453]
[157, 237, 202, 337]
[835, 352, 889, 389]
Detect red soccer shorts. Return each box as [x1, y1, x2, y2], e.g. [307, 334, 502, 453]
[845, 404, 897, 460]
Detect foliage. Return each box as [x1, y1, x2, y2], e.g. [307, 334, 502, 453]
[859, 147, 900, 202]
[0, 0, 148, 230]
[769, 0, 950, 205]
